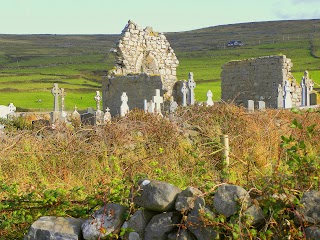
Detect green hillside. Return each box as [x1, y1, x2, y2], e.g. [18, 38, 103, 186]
[0, 19, 319, 110]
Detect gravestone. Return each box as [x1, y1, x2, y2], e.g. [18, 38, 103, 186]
[248, 100, 254, 113]
[94, 91, 104, 125]
[71, 106, 81, 126]
[258, 101, 266, 111]
[81, 112, 95, 125]
[206, 90, 214, 106]
[60, 88, 67, 121]
[181, 82, 189, 107]
[169, 100, 178, 114]
[51, 83, 62, 123]
[153, 89, 163, 115]
[277, 84, 284, 108]
[120, 92, 129, 117]
[147, 100, 155, 113]
[104, 108, 111, 124]
[188, 72, 196, 105]
[283, 81, 292, 109]
[310, 93, 317, 105]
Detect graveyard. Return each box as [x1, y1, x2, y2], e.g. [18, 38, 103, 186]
[0, 19, 320, 239]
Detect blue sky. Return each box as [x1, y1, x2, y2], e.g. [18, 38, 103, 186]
[0, 0, 319, 34]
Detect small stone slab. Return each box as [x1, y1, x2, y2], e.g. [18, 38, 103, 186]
[24, 216, 85, 240]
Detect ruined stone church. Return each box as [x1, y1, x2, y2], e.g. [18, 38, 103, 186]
[102, 20, 179, 116]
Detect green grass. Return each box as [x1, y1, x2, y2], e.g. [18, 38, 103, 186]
[0, 19, 320, 110]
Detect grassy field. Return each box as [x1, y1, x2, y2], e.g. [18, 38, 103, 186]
[0, 19, 319, 111]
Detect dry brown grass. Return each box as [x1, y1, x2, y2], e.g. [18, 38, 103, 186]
[0, 104, 319, 196]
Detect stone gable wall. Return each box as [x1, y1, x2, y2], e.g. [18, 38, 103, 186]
[110, 20, 179, 98]
[221, 55, 298, 108]
[102, 74, 163, 116]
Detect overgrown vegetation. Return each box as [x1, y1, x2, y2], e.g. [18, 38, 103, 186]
[0, 105, 319, 239]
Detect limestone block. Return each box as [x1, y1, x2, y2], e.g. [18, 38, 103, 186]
[24, 216, 85, 240]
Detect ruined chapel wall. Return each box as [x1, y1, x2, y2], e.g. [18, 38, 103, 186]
[111, 21, 179, 97]
[221, 55, 294, 108]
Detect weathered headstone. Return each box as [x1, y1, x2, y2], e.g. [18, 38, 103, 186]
[247, 100, 254, 112]
[310, 92, 317, 106]
[169, 100, 178, 114]
[81, 112, 95, 125]
[188, 72, 196, 105]
[104, 108, 111, 124]
[277, 84, 284, 108]
[71, 106, 81, 126]
[51, 83, 62, 123]
[147, 100, 155, 114]
[51, 83, 61, 112]
[120, 92, 129, 117]
[206, 90, 214, 106]
[283, 80, 292, 109]
[94, 91, 104, 125]
[258, 101, 266, 111]
[181, 82, 189, 107]
[153, 89, 163, 115]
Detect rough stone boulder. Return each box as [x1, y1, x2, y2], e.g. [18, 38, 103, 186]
[175, 186, 204, 212]
[295, 190, 320, 225]
[305, 227, 320, 240]
[133, 179, 181, 212]
[121, 209, 157, 239]
[144, 212, 181, 240]
[186, 198, 218, 239]
[23, 216, 85, 240]
[81, 203, 127, 240]
[167, 229, 196, 240]
[213, 184, 252, 218]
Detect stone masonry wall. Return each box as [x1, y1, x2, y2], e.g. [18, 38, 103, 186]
[110, 20, 179, 98]
[221, 55, 295, 108]
[102, 74, 163, 116]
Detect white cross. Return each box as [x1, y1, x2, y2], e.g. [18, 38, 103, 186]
[153, 89, 163, 113]
[94, 91, 102, 111]
[188, 72, 196, 105]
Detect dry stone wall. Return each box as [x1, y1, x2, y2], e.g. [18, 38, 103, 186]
[221, 55, 299, 108]
[109, 20, 179, 98]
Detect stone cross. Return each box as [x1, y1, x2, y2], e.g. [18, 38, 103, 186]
[51, 83, 61, 112]
[60, 88, 66, 112]
[283, 81, 292, 109]
[104, 108, 111, 124]
[94, 91, 102, 112]
[181, 82, 189, 107]
[120, 92, 129, 117]
[188, 72, 196, 105]
[206, 90, 214, 106]
[152, 89, 163, 114]
[277, 84, 284, 108]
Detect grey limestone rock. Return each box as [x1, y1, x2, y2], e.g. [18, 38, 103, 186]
[167, 229, 196, 240]
[243, 204, 265, 226]
[144, 212, 181, 240]
[133, 179, 181, 212]
[175, 186, 204, 212]
[24, 216, 85, 240]
[121, 209, 157, 239]
[81, 203, 127, 240]
[295, 190, 320, 225]
[213, 184, 252, 218]
[186, 198, 218, 240]
[305, 226, 320, 240]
